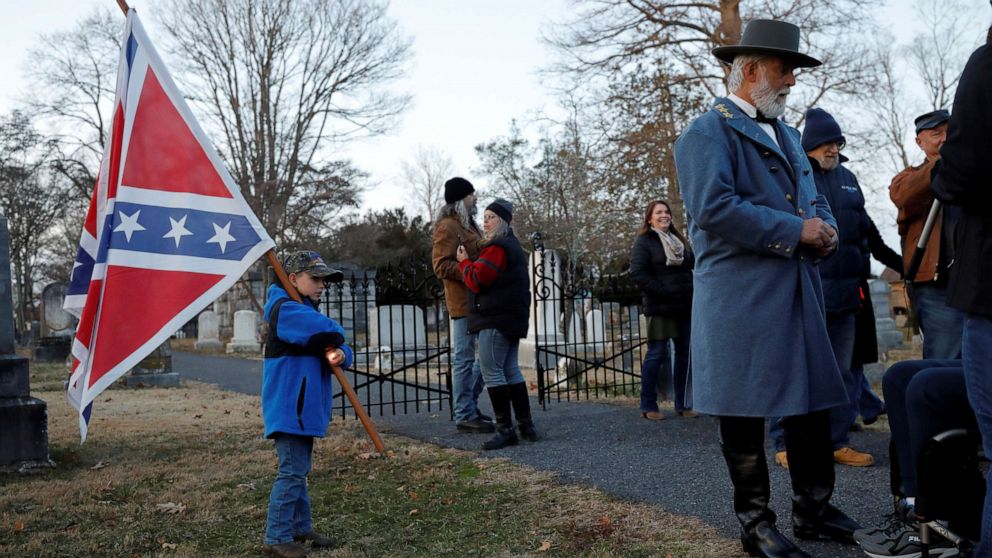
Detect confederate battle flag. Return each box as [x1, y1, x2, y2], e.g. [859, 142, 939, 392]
[63, 10, 274, 441]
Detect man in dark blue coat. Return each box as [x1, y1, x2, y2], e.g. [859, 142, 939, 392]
[675, 19, 860, 558]
[771, 108, 904, 471]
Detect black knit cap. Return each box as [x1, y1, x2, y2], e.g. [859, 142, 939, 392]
[801, 108, 845, 152]
[486, 198, 513, 224]
[444, 177, 475, 204]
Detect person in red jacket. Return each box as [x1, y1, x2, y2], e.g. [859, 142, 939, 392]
[456, 199, 536, 450]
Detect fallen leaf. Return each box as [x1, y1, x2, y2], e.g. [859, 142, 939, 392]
[155, 502, 187, 514]
[409, 491, 418, 500]
[357, 452, 375, 460]
[538, 540, 551, 552]
[236, 483, 255, 491]
[409, 509, 419, 516]
[13, 521, 24, 534]
[193, 414, 203, 419]
[597, 516, 611, 526]
[90, 461, 107, 471]
[161, 542, 177, 550]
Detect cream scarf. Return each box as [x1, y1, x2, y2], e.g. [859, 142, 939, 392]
[652, 227, 684, 266]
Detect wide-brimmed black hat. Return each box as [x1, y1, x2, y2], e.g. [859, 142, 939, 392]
[712, 19, 822, 68]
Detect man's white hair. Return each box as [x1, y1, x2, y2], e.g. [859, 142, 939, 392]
[727, 54, 768, 92]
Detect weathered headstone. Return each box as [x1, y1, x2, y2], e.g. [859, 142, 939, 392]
[33, 283, 75, 362]
[126, 340, 179, 387]
[0, 215, 52, 472]
[368, 305, 426, 348]
[585, 309, 607, 352]
[227, 310, 261, 353]
[194, 310, 222, 350]
[869, 280, 903, 351]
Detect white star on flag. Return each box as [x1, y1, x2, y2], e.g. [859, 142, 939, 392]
[206, 221, 236, 253]
[163, 214, 193, 248]
[114, 209, 146, 242]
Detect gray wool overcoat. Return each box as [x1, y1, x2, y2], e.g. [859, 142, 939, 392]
[674, 98, 848, 417]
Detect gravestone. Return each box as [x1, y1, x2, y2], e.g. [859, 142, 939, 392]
[869, 280, 903, 351]
[33, 283, 75, 362]
[0, 215, 52, 472]
[126, 340, 179, 387]
[226, 310, 260, 353]
[368, 305, 426, 348]
[584, 309, 607, 352]
[194, 310, 222, 350]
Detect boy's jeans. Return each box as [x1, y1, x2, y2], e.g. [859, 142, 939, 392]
[265, 434, 314, 545]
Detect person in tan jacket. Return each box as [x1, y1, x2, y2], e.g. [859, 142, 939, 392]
[889, 109, 964, 359]
[431, 177, 493, 432]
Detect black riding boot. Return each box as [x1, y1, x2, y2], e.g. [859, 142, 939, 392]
[482, 385, 518, 450]
[720, 417, 810, 558]
[508, 382, 538, 441]
[783, 410, 861, 544]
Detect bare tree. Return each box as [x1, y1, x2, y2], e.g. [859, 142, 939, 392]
[159, 0, 413, 243]
[400, 145, 454, 222]
[23, 7, 121, 201]
[906, 0, 969, 110]
[0, 112, 72, 334]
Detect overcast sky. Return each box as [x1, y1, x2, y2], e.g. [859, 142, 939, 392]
[1, 0, 990, 259]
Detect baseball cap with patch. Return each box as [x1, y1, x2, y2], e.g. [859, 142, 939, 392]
[282, 250, 344, 282]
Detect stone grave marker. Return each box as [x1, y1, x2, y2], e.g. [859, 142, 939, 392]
[0, 215, 52, 471]
[227, 310, 261, 353]
[195, 310, 222, 350]
[34, 282, 75, 362]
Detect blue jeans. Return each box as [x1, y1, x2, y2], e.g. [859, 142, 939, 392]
[265, 434, 314, 545]
[911, 283, 964, 359]
[477, 329, 525, 387]
[451, 317, 485, 422]
[855, 364, 886, 422]
[639, 318, 692, 413]
[639, 340, 670, 413]
[962, 314, 992, 557]
[770, 312, 855, 451]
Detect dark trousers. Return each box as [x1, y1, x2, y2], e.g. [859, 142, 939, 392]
[881, 359, 973, 498]
[720, 409, 834, 523]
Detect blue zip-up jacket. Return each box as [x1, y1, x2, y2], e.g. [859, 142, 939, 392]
[262, 283, 353, 438]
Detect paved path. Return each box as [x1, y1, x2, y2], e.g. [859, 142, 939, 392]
[174, 350, 891, 558]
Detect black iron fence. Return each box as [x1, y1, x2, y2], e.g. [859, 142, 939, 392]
[528, 233, 647, 406]
[320, 257, 452, 418]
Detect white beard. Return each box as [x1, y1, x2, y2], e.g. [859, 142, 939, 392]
[752, 72, 789, 119]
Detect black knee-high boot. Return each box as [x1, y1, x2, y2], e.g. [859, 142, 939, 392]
[482, 385, 518, 450]
[720, 417, 810, 558]
[508, 382, 538, 441]
[783, 410, 861, 544]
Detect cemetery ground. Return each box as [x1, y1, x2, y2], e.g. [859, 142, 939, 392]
[0, 360, 744, 558]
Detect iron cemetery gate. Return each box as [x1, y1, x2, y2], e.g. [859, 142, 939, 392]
[318, 258, 453, 418]
[528, 233, 648, 407]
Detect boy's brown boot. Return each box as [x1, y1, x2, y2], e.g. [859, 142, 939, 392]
[262, 542, 307, 558]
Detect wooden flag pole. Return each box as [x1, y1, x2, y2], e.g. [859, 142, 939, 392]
[265, 251, 385, 453]
[111, 0, 384, 452]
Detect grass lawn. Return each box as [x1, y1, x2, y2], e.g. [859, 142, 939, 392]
[1, 360, 744, 558]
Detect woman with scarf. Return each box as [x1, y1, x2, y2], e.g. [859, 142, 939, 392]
[629, 200, 695, 420]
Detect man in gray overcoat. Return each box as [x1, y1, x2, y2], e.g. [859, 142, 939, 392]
[674, 19, 861, 558]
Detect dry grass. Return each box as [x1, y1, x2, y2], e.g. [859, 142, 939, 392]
[0, 361, 743, 558]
